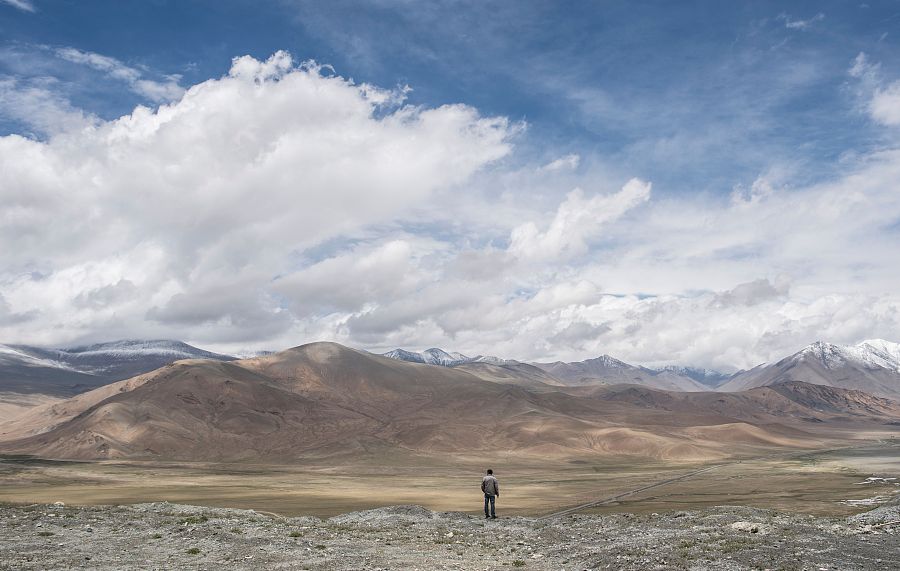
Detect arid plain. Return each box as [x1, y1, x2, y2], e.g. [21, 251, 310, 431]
[2, 440, 898, 518]
[2, 342, 900, 520]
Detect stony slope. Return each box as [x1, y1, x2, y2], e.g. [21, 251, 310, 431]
[1, 501, 897, 570]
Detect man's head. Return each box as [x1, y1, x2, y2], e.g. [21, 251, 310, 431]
[487, 469, 493, 475]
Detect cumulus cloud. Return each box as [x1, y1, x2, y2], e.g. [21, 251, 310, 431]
[0, 52, 514, 346]
[509, 178, 651, 261]
[3, 49, 900, 371]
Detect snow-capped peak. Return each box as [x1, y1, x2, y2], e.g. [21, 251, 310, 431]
[587, 354, 631, 368]
[382, 349, 426, 364]
[382, 347, 480, 367]
[857, 339, 900, 362]
[421, 348, 469, 366]
[795, 339, 900, 373]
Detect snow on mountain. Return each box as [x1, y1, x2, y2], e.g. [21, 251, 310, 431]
[60, 339, 230, 360]
[421, 348, 469, 366]
[0, 344, 80, 372]
[719, 339, 900, 398]
[792, 340, 900, 373]
[382, 348, 472, 366]
[1, 339, 235, 397]
[381, 348, 513, 367]
[382, 349, 427, 364]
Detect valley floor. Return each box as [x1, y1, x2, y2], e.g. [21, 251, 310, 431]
[1, 442, 900, 569]
[1, 498, 898, 570]
[1, 440, 899, 518]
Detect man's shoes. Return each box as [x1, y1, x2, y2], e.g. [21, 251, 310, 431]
[491, 516, 497, 519]
[485, 515, 490, 519]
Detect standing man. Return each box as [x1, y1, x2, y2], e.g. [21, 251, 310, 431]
[481, 469, 499, 519]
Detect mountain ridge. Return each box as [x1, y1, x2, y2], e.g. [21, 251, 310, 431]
[3, 341, 898, 463]
[719, 339, 900, 398]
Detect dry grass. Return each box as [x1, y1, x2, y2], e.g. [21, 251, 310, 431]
[1, 442, 897, 517]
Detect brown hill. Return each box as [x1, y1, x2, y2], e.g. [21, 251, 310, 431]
[2, 343, 898, 463]
[452, 361, 565, 389]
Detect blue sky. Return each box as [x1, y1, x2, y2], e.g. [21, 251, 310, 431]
[2, 1, 900, 367]
[4, 1, 898, 193]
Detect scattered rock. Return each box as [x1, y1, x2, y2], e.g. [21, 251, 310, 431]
[0, 501, 897, 570]
[731, 521, 766, 534]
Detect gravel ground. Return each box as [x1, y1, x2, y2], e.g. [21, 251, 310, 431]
[1, 499, 898, 570]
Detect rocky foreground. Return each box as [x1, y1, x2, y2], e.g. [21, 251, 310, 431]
[1, 500, 898, 570]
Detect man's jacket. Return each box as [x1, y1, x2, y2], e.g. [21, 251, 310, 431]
[481, 475, 499, 496]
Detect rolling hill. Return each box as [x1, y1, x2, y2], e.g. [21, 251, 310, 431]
[2, 342, 898, 463]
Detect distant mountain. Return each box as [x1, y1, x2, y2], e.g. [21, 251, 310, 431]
[0, 339, 234, 397]
[381, 347, 508, 367]
[386, 348, 719, 392]
[533, 355, 710, 392]
[381, 347, 554, 388]
[654, 365, 730, 388]
[718, 339, 900, 399]
[0, 344, 104, 397]
[4, 342, 898, 463]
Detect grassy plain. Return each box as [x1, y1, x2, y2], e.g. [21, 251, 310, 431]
[1, 441, 898, 517]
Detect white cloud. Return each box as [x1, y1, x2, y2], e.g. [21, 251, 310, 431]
[849, 52, 900, 126]
[3, 50, 900, 371]
[539, 153, 580, 172]
[778, 12, 824, 31]
[0, 52, 514, 346]
[0, 77, 96, 135]
[509, 178, 651, 261]
[1, 0, 34, 12]
[55, 47, 184, 102]
[870, 82, 900, 126]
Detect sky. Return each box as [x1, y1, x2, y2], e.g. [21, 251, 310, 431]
[1, 1, 900, 370]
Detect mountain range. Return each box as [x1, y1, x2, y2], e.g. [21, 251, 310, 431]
[3, 338, 899, 405]
[382, 339, 900, 399]
[2, 342, 898, 463]
[720, 339, 900, 399]
[0, 339, 234, 397]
